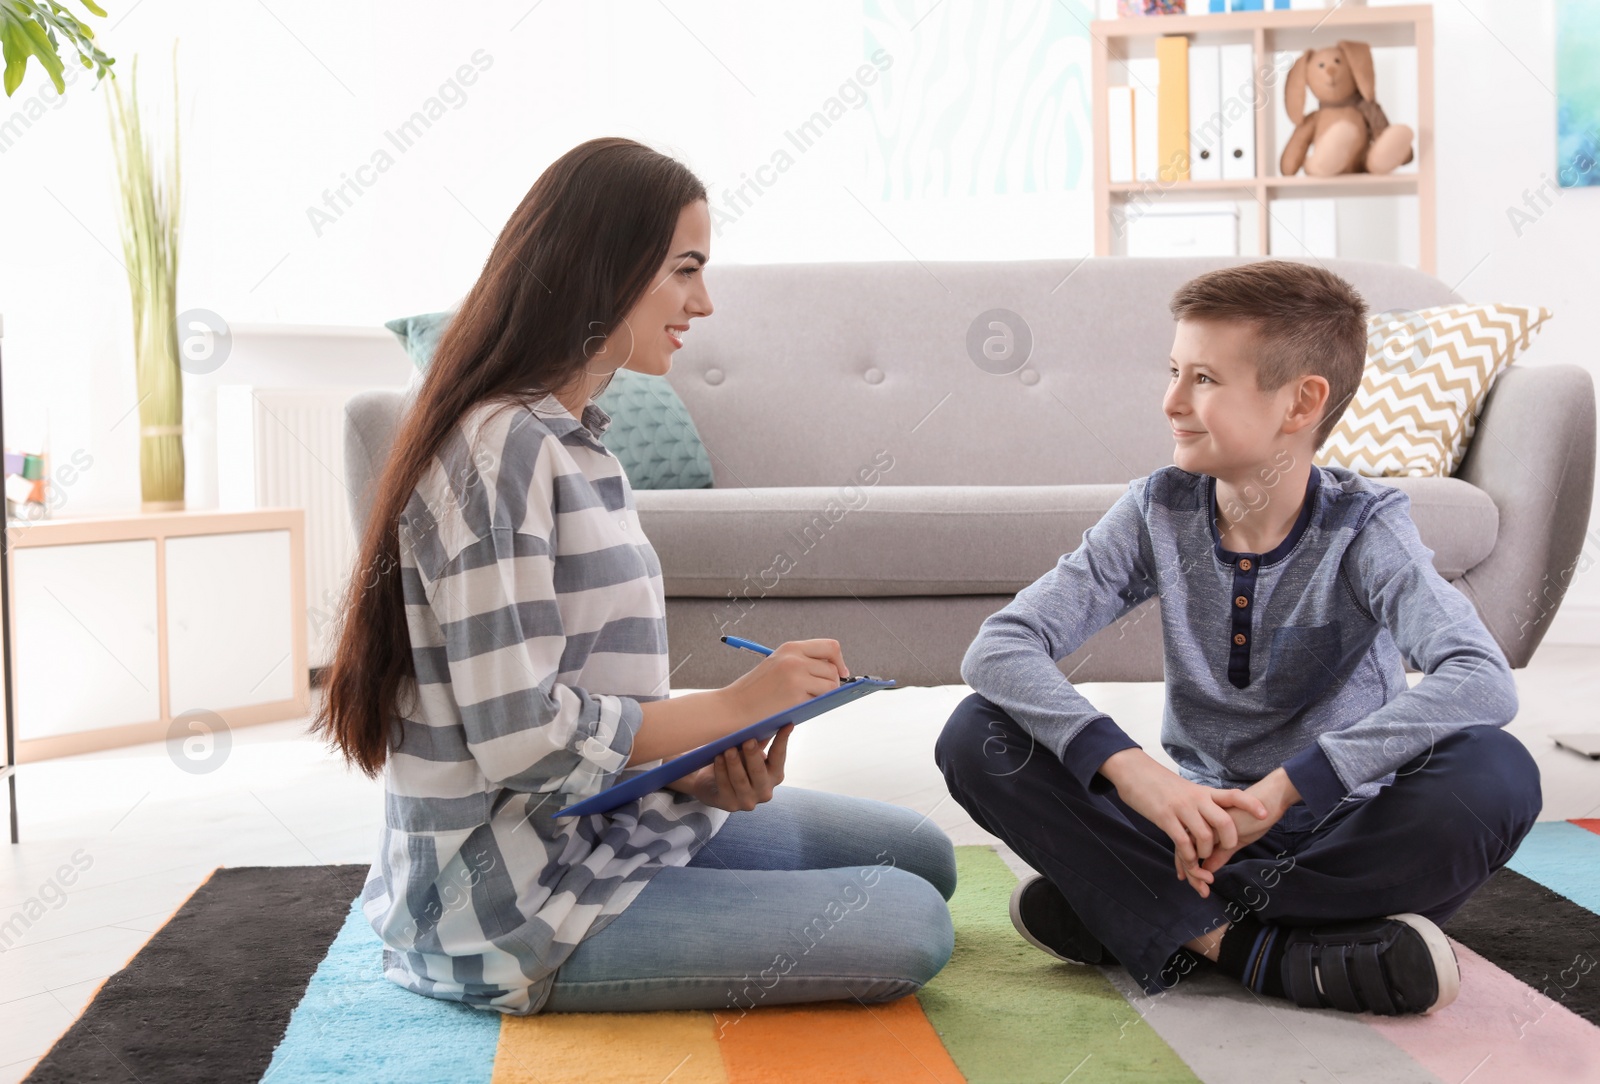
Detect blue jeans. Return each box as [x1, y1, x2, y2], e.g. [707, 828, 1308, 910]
[543, 787, 958, 1013]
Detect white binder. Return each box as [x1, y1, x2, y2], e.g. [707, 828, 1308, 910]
[1129, 57, 1160, 183]
[1108, 85, 1135, 184]
[1188, 44, 1223, 181]
[1219, 43, 1256, 180]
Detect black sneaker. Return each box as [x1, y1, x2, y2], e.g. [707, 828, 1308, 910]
[1279, 912, 1460, 1015]
[1009, 874, 1119, 966]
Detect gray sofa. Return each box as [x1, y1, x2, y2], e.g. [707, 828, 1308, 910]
[345, 256, 1596, 691]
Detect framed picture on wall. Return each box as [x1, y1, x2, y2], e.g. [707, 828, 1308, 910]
[1557, 0, 1600, 187]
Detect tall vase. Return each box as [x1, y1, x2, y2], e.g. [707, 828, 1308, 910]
[108, 48, 184, 513]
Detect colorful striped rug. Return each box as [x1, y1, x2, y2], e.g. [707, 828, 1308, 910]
[24, 824, 1600, 1082]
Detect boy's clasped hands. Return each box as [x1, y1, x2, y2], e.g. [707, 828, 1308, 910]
[1099, 747, 1304, 897]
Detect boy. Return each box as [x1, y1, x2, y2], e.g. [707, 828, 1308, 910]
[935, 261, 1541, 1015]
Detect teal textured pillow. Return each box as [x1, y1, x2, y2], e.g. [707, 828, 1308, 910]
[384, 311, 714, 490]
[383, 311, 453, 371]
[594, 368, 715, 490]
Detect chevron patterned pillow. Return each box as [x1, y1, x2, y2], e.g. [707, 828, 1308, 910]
[1314, 303, 1554, 477]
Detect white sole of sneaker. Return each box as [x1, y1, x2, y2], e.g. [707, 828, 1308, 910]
[1387, 912, 1460, 1014]
[1009, 876, 1093, 966]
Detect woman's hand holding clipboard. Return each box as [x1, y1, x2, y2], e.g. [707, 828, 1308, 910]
[660, 723, 795, 812]
[661, 637, 845, 812]
[553, 637, 895, 818]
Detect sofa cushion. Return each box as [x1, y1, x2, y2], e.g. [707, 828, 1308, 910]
[382, 310, 713, 490]
[593, 369, 714, 490]
[636, 475, 1498, 599]
[1317, 304, 1554, 477]
[383, 311, 453, 370]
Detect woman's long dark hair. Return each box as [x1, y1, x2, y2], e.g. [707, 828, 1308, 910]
[315, 137, 707, 776]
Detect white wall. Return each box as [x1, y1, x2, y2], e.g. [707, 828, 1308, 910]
[1420, 0, 1600, 645]
[0, 0, 1594, 642]
[0, 0, 1092, 512]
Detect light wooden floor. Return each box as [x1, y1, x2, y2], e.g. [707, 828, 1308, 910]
[1, 644, 1596, 1081]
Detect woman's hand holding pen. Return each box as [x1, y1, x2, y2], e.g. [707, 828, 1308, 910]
[723, 639, 850, 724]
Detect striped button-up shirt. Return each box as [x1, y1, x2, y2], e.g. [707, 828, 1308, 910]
[360, 392, 727, 1014]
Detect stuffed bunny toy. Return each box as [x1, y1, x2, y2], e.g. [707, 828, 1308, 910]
[1280, 40, 1414, 177]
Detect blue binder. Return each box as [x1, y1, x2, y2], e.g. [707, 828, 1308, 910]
[553, 676, 896, 818]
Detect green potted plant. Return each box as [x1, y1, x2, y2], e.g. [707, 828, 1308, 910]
[106, 46, 185, 511]
[5, 6, 181, 514]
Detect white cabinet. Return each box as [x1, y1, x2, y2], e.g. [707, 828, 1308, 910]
[13, 540, 162, 738]
[8, 509, 308, 760]
[166, 531, 296, 713]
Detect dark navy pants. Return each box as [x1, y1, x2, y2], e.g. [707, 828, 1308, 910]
[935, 693, 1542, 995]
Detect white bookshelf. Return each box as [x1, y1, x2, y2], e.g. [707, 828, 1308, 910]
[1091, 4, 1436, 272]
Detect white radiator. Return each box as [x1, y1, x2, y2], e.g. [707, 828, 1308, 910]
[216, 385, 373, 669]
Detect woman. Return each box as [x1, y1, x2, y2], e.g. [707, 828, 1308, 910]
[316, 137, 956, 1016]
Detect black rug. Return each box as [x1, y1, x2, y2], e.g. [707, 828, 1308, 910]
[25, 865, 367, 1084]
[1443, 866, 1600, 1026]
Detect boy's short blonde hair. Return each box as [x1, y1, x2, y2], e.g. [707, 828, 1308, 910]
[1169, 262, 1368, 451]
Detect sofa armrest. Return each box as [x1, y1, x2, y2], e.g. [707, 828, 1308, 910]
[1454, 363, 1597, 667]
[343, 389, 409, 543]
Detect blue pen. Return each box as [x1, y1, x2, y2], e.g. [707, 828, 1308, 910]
[719, 635, 774, 657]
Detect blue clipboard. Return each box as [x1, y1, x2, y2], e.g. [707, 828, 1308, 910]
[553, 676, 896, 818]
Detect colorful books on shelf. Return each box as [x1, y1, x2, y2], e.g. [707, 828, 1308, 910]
[1108, 36, 1255, 185]
[3, 448, 47, 520]
[1199, 1, 1306, 10]
[1108, 0, 1324, 15]
[1217, 1, 1331, 9]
